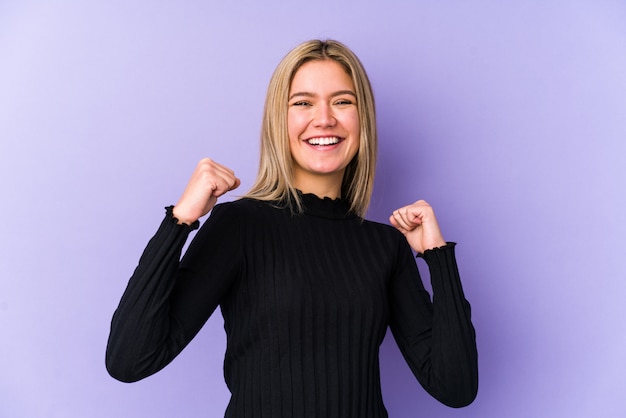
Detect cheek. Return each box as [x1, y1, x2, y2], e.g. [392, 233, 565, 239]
[287, 111, 305, 140]
[344, 108, 359, 128]
[347, 113, 360, 140]
[348, 117, 361, 156]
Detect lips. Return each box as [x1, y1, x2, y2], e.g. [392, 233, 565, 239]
[305, 136, 342, 146]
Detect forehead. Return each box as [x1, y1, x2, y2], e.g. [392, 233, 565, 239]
[289, 59, 354, 92]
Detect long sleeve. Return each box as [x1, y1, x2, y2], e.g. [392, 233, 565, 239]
[388, 242, 478, 408]
[105, 205, 242, 383]
[106, 195, 478, 416]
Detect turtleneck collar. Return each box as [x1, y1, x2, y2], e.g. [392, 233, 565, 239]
[296, 190, 357, 220]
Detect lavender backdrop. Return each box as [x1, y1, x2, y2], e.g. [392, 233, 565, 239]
[1, 1, 625, 417]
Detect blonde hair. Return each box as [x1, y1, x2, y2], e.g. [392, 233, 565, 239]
[244, 39, 377, 218]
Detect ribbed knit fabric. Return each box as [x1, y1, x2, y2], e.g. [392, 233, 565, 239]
[106, 193, 478, 417]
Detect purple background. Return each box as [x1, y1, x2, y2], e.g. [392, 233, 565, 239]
[1, 1, 625, 417]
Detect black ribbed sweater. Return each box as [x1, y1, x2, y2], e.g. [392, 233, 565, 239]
[106, 194, 478, 417]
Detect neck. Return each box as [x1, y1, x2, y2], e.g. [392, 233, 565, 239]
[293, 173, 343, 200]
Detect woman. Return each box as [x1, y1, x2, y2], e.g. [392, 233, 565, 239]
[106, 39, 478, 417]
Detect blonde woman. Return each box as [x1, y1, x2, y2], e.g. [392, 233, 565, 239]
[106, 39, 478, 417]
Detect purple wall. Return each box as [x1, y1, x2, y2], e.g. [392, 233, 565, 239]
[1, 1, 625, 416]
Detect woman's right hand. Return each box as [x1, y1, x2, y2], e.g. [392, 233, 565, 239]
[172, 158, 241, 225]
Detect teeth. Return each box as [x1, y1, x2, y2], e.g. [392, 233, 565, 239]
[307, 137, 340, 145]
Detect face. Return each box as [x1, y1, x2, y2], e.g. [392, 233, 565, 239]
[287, 59, 360, 194]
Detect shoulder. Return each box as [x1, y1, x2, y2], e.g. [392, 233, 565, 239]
[193, 199, 269, 241]
[361, 217, 403, 237]
[358, 218, 411, 251]
[207, 198, 281, 223]
[212, 198, 265, 213]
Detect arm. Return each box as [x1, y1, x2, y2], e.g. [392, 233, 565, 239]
[388, 200, 478, 407]
[105, 208, 198, 382]
[105, 158, 241, 382]
[388, 241, 478, 407]
[105, 204, 242, 382]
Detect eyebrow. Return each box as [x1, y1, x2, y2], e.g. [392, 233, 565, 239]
[288, 90, 357, 101]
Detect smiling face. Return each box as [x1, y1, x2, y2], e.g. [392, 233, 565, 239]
[287, 59, 360, 197]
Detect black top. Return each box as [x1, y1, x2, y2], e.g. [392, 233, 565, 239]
[106, 193, 478, 417]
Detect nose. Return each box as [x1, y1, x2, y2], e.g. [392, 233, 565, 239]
[313, 103, 336, 128]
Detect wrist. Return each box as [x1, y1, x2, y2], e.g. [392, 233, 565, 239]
[172, 205, 198, 226]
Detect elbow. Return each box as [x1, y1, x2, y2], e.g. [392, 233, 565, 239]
[437, 372, 479, 408]
[106, 365, 142, 384]
[441, 387, 478, 408]
[105, 332, 175, 383]
[105, 350, 146, 384]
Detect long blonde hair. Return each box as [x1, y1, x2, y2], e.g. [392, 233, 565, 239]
[244, 39, 377, 218]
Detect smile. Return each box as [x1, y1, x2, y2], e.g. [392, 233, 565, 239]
[306, 136, 342, 146]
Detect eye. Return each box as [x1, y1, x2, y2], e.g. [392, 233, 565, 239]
[291, 101, 312, 107]
[335, 98, 354, 106]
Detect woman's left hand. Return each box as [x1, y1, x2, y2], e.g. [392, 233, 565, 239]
[389, 200, 447, 254]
